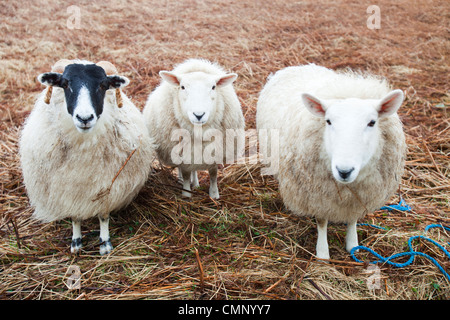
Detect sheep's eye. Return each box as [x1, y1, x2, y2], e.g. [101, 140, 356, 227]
[181, 85, 185, 90]
[212, 85, 216, 90]
[326, 119, 331, 125]
[367, 120, 376, 127]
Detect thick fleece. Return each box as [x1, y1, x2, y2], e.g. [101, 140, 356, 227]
[143, 59, 245, 173]
[20, 63, 154, 223]
[256, 64, 406, 223]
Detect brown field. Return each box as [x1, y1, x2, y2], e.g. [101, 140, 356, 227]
[0, 0, 449, 300]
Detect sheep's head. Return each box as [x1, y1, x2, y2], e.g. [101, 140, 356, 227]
[302, 89, 404, 184]
[159, 70, 237, 125]
[37, 60, 129, 133]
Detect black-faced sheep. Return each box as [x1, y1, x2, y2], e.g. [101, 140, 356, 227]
[19, 59, 154, 255]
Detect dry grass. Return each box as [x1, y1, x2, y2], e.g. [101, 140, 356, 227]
[0, 0, 449, 300]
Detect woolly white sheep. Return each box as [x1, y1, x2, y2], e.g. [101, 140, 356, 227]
[143, 59, 245, 199]
[257, 64, 406, 260]
[19, 59, 154, 255]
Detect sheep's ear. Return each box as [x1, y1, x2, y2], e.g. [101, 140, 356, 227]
[107, 75, 130, 89]
[37, 72, 63, 87]
[216, 73, 238, 87]
[377, 89, 404, 118]
[159, 71, 180, 86]
[302, 93, 327, 117]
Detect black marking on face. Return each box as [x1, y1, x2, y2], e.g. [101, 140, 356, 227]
[60, 64, 109, 118]
[38, 64, 129, 132]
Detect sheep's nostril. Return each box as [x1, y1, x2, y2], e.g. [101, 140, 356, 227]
[337, 167, 354, 180]
[76, 114, 94, 124]
[193, 112, 205, 121]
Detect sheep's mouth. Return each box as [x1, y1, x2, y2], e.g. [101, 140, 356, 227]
[75, 124, 94, 133]
[335, 177, 353, 184]
[190, 120, 206, 125]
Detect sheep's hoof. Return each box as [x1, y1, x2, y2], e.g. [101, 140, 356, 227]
[182, 191, 192, 198]
[315, 247, 330, 261]
[99, 239, 113, 255]
[209, 187, 220, 200]
[209, 191, 220, 200]
[70, 238, 82, 254]
[346, 243, 359, 253]
[346, 239, 359, 253]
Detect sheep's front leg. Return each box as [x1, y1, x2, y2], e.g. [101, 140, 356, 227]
[191, 171, 199, 188]
[208, 166, 219, 199]
[71, 219, 82, 254]
[316, 218, 330, 260]
[346, 220, 359, 252]
[99, 214, 113, 255]
[180, 168, 192, 198]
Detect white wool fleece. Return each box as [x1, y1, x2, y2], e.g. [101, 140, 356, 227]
[257, 63, 406, 223]
[20, 83, 155, 222]
[143, 59, 245, 171]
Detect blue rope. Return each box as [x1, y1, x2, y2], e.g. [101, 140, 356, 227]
[350, 224, 450, 281]
[425, 224, 450, 233]
[355, 198, 409, 232]
[379, 198, 412, 212]
[356, 223, 388, 231]
[425, 224, 450, 246]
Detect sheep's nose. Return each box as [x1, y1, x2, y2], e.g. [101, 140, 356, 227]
[193, 112, 205, 121]
[337, 167, 354, 180]
[76, 114, 94, 124]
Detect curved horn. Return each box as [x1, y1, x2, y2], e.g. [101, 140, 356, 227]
[96, 61, 123, 107]
[44, 59, 72, 105]
[51, 59, 73, 73]
[96, 61, 118, 75]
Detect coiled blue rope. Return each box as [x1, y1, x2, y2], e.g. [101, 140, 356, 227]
[355, 198, 411, 231]
[425, 224, 450, 246]
[350, 224, 450, 281]
[379, 197, 411, 212]
[425, 224, 450, 233]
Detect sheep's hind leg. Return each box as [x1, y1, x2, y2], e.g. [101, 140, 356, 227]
[99, 214, 113, 255]
[316, 218, 330, 260]
[208, 166, 219, 199]
[346, 220, 359, 253]
[71, 219, 82, 254]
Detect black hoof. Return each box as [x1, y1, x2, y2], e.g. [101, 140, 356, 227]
[99, 239, 113, 255]
[71, 238, 82, 253]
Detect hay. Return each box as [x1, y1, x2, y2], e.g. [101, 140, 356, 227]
[0, 0, 448, 300]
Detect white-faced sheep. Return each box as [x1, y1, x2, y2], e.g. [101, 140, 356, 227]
[19, 59, 154, 255]
[256, 64, 406, 260]
[143, 59, 245, 199]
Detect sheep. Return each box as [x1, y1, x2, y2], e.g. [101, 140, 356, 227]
[256, 63, 406, 260]
[19, 59, 154, 255]
[143, 59, 245, 199]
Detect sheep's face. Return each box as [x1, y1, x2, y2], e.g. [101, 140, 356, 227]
[160, 71, 237, 125]
[302, 90, 404, 184]
[38, 64, 129, 133]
